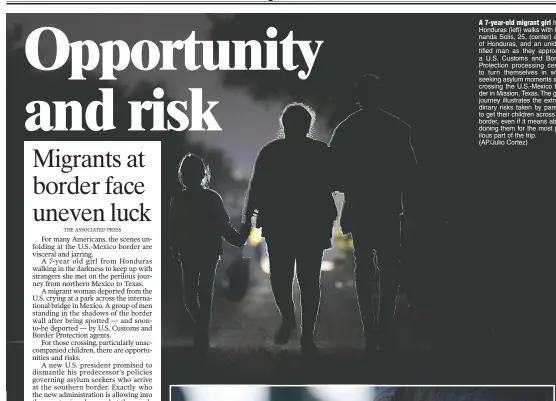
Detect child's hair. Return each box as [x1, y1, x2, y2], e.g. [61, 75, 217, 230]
[177, 153, 211, 189]
[278, 102, 316, 139]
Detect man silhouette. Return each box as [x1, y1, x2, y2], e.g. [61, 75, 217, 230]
[329, 74, 418, 352]
[245, 103, 337, 354]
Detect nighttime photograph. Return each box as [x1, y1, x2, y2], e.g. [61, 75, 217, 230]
[6, 13, 555, 397]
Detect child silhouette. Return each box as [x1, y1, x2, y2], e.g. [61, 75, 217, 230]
[169, 153, 251, 350]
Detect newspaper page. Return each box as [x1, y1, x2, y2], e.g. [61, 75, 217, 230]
[2, 3, 555, 401]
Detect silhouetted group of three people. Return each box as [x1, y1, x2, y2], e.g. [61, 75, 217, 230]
[169, 74, 418, 355]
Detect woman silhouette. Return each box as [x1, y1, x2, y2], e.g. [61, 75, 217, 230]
[244, 103, 337, 353]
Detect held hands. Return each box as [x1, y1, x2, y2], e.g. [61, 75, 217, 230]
[238, 218, 253, 246]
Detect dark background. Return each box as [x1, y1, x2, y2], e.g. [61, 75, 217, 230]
[6, 13, 556, 400]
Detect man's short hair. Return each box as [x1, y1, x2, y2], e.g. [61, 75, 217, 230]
[356, 74, 383, 96]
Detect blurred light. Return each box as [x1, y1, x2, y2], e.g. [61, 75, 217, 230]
[187, 386, 268, 401]
[321, 261, 334, 271]
[260, 255, 270, 274]
[249, 227, 263, 246]
[331, 224, 354, 251]
[332, 220, 343, 236]
[259, 257, 335, 274]
[309, 386, 374, 401]
[334, 281, 344, 288]
[232, 170, 249, 180]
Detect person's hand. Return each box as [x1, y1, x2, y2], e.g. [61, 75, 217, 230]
[239, 220, 252, 245]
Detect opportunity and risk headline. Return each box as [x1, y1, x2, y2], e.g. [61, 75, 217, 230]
[24, 26, 323, 132]
[26, 26, 323, 223]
